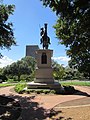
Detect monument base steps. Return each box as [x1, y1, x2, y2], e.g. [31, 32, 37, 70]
[27, 80, 63, 93]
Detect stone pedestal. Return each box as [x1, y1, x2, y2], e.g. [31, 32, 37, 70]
[34, 49, 54, 84]
[27, 49, 62, 92]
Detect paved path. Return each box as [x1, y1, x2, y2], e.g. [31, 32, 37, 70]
[0, 86, 90, 110]
[74, 86, 90, 95]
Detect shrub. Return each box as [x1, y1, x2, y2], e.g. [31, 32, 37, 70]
[36, 90, 41, 94]
[14, 83, 26, 94]
[13, 76, 18, 81]
[26, 74, 35, 82]
[0, 75, 7, 82]
[50, 90, 56, 94]
[43, 89, 50, 94]
[25, 89, 56, 94]
[7, 79, 17, 83]
[26, 89, 35, 94]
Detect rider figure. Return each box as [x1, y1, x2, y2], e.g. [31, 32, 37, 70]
[40, 23, 50, 49]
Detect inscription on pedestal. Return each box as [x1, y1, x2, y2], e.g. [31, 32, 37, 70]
[41, 53, 47, 64]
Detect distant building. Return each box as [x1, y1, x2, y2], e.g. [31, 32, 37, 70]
[26, 45, 39, 58]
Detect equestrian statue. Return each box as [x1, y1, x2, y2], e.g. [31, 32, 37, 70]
[40, 23, 50, 49]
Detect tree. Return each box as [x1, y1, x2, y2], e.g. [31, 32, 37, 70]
[0, 68, 7, 82]
[52, 60, 65, 80]
[0, 1, 16, 57]
[64, 66, 84, 80]
[40, 0, 90, 79]
[3, 56, 36, 81]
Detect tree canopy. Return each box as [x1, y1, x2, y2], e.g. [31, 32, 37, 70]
[40, 0, 90, 79]
[0, 1, 16, 57]
[52, 60, 66, 80]
[3, 56, 36, 81]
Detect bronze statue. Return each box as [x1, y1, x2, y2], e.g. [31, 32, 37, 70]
[40, 23, 50, 49]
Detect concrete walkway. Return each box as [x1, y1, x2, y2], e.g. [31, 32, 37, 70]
[0, 86, 90, 110]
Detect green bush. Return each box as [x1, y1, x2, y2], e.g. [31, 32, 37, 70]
[7, 79, 17, 83]
[25, 89, 56, 94]
[36, 90, 41, 94]
[20, 75, 28, 81]
[26, 74, 35, 82]
[50, 90, 56, 94]
[14, 83, 26, 94]
[20, 74, 35, 82]
[26, 89, 35, 94]
[42, 89, 50, 94]
[13, 76, 18, 81]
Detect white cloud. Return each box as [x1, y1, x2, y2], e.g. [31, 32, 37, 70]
[0, 56, 70, 68]
[0, 56, 15, 68]
[52, 56, 71, 67]
[52, 56, 70, 62]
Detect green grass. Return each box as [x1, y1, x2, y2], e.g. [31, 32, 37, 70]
[0, 80, 90, 93]
[0, 83, 15, 88]
[60, 80, 90, 86]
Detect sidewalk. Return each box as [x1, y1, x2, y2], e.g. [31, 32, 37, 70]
[0, 86, 90, 120]
[0, 86, 90, 109]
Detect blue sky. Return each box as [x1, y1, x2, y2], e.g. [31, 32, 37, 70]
[0, 0, 70, 68]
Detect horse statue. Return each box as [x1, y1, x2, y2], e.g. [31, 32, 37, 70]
[40, 23, 50, 49]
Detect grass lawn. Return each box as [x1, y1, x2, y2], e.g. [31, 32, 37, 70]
[0, 80, 90, 89]
[0, 83, 16, 88]
[60, 80, 90, 86]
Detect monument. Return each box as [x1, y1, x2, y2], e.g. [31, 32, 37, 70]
[27, 23, 62, 92]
